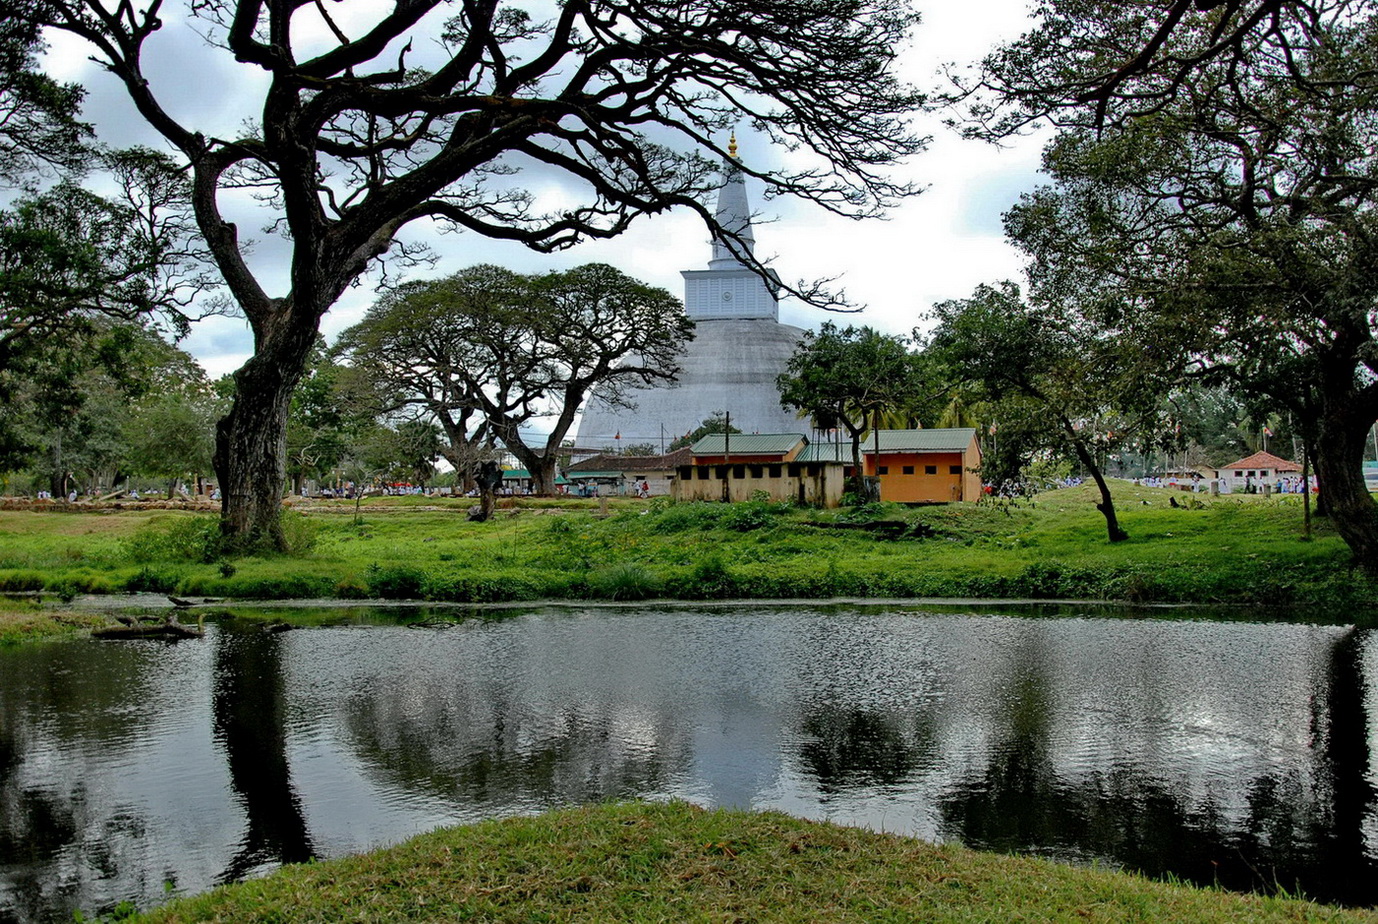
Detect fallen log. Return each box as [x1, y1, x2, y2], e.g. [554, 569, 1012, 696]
[93, 615, 203, 640]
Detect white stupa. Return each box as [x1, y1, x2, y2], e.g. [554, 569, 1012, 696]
[574, 138, 808, 451]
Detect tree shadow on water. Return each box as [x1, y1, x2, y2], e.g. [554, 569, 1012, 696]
[211, 628, 315, 885]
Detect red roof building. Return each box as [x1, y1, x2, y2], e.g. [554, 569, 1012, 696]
[1217, 450, 1302, 490]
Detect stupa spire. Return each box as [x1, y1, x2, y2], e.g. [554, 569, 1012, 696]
[708, 134, 755, 269]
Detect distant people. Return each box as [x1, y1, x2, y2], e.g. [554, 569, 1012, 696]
[638, 479, 650, 498]
[67, 490, 77, 503]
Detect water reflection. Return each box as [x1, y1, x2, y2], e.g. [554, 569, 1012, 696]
[211, 627, 314, 883]
[0, 606, 1375, 922]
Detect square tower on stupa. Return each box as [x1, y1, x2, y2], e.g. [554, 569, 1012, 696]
[573, 136, 807, 453]
[681, 133, 781, 321]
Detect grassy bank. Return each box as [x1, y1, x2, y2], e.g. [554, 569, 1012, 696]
[0, 600, 108, 645]
[2, 482, 1371, 611]
[134, 801, 1376, 923]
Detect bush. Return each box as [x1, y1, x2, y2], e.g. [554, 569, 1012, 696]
[367, 563, 428, 599]
[722, 500, 788, 532]
[422, 571, 544, 603]
[648, 502, 728, 534]
[279, 509, 319, 555]
[124, 516, 223, 564]
[586, 562, 663, 601]
[208, 572, 337, 599]
[124, 565, 187, 594]
[670, 556, 737, 599]
[0, 571, 46, 592]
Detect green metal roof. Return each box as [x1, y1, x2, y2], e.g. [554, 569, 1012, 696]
[690, 432, 807, 455]
[795, 443, 852, 463]
[869, 428, 978, 452]
[792, 429, 978, 462]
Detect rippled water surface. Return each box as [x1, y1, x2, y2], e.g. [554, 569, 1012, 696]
[2, 604, 1376, 921]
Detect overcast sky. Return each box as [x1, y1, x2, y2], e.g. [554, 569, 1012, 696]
[42, 1, 1045, 378]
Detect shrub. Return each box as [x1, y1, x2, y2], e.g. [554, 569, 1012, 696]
[124, 566, 186, 594]
[648, 502, 728, 534]
[124, 516, 223, 564]
[367, 563, 428, 599]
[334, 574, 372, 599]
[722, 500, 787, 532]
[278, 509, 319, 555]
[0, 571, 46, 592]
[586, 562, 663, 601]
[210, 572, 337, 599]
[670, 556, 737, 599]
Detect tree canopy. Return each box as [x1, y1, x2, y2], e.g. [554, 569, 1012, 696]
[17, 0, 928, 547]
[1010, 16, 1378, 566]
[338, 262, 693, 495]
[950, 0, 1374, 134]
[777, 322, 923, 494]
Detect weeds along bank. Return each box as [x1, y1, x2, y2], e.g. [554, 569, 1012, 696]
[0, 484, 1370, 609]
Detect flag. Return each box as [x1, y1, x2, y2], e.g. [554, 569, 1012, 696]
[1263, 426, 1273, 437]
[615, 431, 621, 440]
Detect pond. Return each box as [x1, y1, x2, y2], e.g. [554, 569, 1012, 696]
[1, 603, 1376, 922]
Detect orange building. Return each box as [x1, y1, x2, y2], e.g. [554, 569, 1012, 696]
[800, 428, 983, 503]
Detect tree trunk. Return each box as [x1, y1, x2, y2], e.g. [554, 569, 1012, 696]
[1311, 401, 1378, 576]
[213, 327, 315, 551]
[1065, 426, 1128, 542]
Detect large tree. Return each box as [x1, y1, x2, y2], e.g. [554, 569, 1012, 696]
[949, 0, 1370, 132]
[0, 11, 89, 186]
[339, 262, 693, 495]
[776, 322, 922, 497]
[989, 12, 1378, 569]
[24, 0, 926, 548]
[925, 282, 1176, 542]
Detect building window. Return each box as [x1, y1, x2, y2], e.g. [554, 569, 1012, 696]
[715, 466, 728, 479]
[903, 465, 914, 475]
[878, 466, 889, 475]
[949, 465, 962, 475]
[1235, 471, 1243, 477]
[788, 463, 801, 477]
[768, 465, 782, 478]
[925, 465, 937, 475]
[678, 466, 692, 480]
[698, 466, 710, 480]
[749, 465, 764, 479]
[733, 464, 746, 479]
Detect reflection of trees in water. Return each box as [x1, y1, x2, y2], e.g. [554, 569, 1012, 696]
[211, 628, 314, 884]
[340, 685, 683, 809]
[933, 627, 1377, 906]
[0, 642, 165, 923]
[797, 705, 933, 795]
[1299, 626, 1376, 905]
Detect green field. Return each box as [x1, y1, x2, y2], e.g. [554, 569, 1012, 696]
[134, 801, 1378, 923]
[0, 482, 1369, 614]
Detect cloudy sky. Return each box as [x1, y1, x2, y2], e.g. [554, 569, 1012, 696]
[42, 1, 1046, 378]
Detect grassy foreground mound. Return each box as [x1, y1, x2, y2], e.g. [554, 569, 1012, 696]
[1, 482, 1372, 608]
[138, 801, 1375, 923]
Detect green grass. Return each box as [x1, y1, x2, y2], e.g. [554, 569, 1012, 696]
[0, 600, 109, 645]
[2, 483, 1371, 611]
[135, 801, 1378, 923]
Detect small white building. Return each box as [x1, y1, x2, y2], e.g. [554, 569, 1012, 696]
[1216, 450, 1303, 492]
